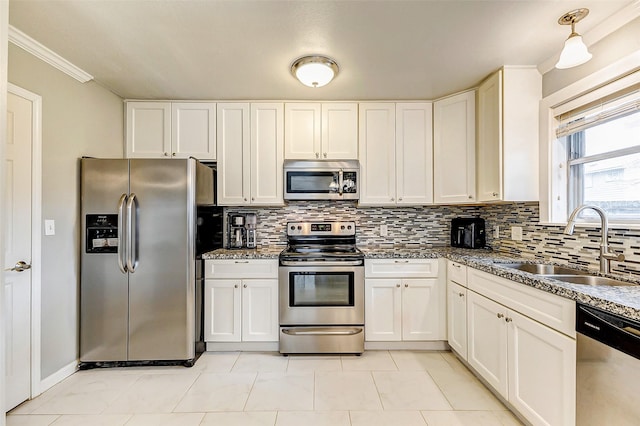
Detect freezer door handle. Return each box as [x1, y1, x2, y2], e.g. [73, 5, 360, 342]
[126, 193, 139, 273]
[117, 193, 128, 273]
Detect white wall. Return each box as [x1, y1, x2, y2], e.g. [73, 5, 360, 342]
[7, 44, 123, 380]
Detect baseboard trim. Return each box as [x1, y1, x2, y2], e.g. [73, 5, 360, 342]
[206, 342, 279, 352]
[365, 341, 449, 351]
[36, 360, 78, 396]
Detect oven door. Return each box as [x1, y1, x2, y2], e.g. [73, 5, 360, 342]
[279, 264, 364, 326]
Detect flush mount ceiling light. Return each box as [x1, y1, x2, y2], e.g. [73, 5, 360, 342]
[291, 55, 339, 88]
[555, 8, 593, 69]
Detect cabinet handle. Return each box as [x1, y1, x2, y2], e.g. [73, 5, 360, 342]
[251, 197, 255, 201]
[394, 260, 409, 263]
[497, 313, 504, 319]
[396, 284, 401, 288]
[390, 197, 395, 201]
[244, 198, 247, 202]
[453, 263, 461, 269]
[404, 283, 408, 288]
[505, 317, 513, 323]
[458, 292, 464, 297]
[323, 152, 327, 158]
[243, 284, 247, 288]
[163, 152, 169, 157]
[172, 152, 176, 157]
[315, 152, 319, 158]
[398, 198, 402, 201]
[234, 260, 249, 264]
[492, 192, 498, 197]
[468, 195, 473, 199]
[234, 284, 238, 288]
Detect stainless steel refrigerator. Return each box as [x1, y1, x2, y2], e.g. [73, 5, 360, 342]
[80, 158, 222, 367]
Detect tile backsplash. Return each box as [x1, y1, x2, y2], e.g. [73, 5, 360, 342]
[225, 201, 639, 277]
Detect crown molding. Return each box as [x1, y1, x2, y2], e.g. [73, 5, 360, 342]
[8, 25, 93, 83]
[538, 0, 640, 74]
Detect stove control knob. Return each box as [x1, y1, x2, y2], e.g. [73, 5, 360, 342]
[341, 225, 345, 230]
[297, 226, 302, 230]
[290, 226, 295, 231]
[347, 225, 352, 230]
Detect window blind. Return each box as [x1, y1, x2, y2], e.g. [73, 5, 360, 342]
[556, 84, 640, 138]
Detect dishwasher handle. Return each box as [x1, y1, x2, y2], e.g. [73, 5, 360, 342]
[577, 304, 640, 361]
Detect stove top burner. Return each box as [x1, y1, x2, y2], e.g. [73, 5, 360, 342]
[280, 221, 363, 265]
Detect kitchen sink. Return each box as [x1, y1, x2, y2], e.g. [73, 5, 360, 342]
[547, 275, 637, 287]
[496, 262, 589, 276]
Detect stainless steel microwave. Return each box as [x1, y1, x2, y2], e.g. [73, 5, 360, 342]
[284, 160, 359, 201]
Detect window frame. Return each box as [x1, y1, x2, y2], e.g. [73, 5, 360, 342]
[539, 53, 640, 226]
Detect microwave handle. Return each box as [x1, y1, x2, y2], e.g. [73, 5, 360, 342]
[338, 169, 343, 195]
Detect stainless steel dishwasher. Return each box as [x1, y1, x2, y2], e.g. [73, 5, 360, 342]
[576, 304, 640, 425]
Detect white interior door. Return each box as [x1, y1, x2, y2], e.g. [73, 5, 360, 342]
[4, 91, 33, 410]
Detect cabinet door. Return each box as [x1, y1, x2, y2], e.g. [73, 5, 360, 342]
[396, 103, 433, 205]
[365, 279, 402, 341]
[171, 102, 216, 160]
[126, 102, 171, 158]
[447, 281, 468, 359]
[322, 103, 358, 159]
[204, 280, 241, 342]
[477, 70, 503, 202]
[250, 103, 284, 205]
[508, 309, 576, 426]
[433, 91, 476, 203]
[242, 279, 279, 342]
[217, 103, 250, 205]
[358, 103, 396, 206]
[402, 278, 442, 341]
[467, 290, 508, 399]
[284, 103, 321, 159]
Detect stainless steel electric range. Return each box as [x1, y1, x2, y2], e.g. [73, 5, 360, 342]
[279, 221, 364, 355]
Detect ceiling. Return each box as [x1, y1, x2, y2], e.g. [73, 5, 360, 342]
[8, 0, 636, 101]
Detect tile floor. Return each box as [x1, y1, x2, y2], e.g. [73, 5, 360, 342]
[8, 350, 523, 426]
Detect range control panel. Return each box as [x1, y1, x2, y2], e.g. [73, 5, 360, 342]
[286, 221, 356, 237]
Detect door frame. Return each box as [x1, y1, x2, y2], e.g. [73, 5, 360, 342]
[7, 83, 43, 400]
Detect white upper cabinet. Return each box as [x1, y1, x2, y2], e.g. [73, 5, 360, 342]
[359, 103, 396, 205]
[359, 102, 433, 206]
[433, 90, 476, 203]
[171, 103, 216, 159]
[126, 102, 171, 158]
[126, 101, 216, 159]
[284, 102, 358, 160]
[217, 102, 284, 206]
[396, 103, 433, 205]
[477, 67, 541, 202]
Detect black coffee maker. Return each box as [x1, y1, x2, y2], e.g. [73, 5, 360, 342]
[451, 217, 486, 249]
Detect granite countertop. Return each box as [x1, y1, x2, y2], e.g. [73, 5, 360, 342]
[203, 244, 640, 321]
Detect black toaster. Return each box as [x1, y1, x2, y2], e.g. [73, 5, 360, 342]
[451, 217, 486, 249]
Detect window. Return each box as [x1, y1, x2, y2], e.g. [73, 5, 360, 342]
[556, 86, 640, 223]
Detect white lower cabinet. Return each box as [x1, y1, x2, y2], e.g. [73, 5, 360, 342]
[365, 259, 445, 342]
[447, 280, 468, 359]
[465, 268, 576, 426]
[204, 260, 279, 343]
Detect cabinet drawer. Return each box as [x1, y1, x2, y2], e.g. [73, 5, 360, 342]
[447, 261, 467, 286]
[468, 268, 575, 337]
[365, 258, 439, 278]
[205, 259, 278, 279]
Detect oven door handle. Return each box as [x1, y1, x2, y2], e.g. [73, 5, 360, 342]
[280, 260, 363, 267]
[281, 327, 364, 336]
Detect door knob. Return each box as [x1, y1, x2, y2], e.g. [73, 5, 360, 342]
[5, 261, 31, 272]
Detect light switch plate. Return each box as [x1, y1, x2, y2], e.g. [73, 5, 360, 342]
[380, 224, 388, 237]
[511, 226, 523, 241]
[494, 225, 500, 239]
[45, 219, 55, 236]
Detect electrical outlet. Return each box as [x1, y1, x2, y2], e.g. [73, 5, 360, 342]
[380, 224, 388, 237]
[45, 219, 55, 236]
[494, 225, 500, 239]
[511, 226, 523, 241]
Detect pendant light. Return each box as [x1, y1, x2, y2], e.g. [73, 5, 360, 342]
[291, 55, 339, 88]
[555, 8, 592, 69]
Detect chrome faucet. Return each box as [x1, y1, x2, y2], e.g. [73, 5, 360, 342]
[564, 205, 625, 274]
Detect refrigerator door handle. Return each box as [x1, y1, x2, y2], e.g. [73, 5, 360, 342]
[126, 193, 139, 273]
[117, 194, 128, 273]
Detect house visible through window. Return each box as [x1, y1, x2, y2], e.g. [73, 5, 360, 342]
[557, 87, 640, 223]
